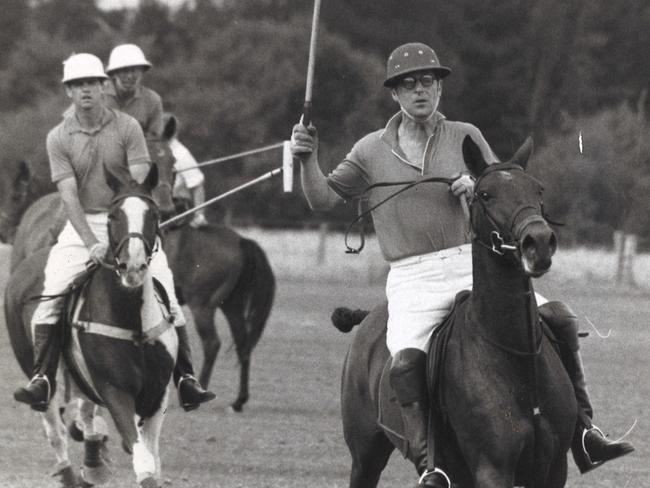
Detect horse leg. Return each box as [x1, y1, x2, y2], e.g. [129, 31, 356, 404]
[346, 429, 394, 488]
[545, 454, 568, 488]
[187, 302, 220, 389]
[78, 400, 112, 485]
[100, 385, 157, 486]
[222, 303, 250, 412]
[473, 463, 515, 488]
[138, 388, 170, 480]
[41, 394, 82, 488]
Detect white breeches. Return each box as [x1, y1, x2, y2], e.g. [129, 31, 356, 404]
[386, 244, 548, 355]
[32, 214, 185, 326]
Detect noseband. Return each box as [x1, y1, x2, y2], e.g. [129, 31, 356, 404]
[108, 193, 159, 273]
[469, 164, 551, 256]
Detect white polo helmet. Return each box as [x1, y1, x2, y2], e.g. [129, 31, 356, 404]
[106, 44, 152, 74]
[61, 53, 108, 84]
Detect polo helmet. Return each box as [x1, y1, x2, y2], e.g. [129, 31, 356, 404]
[384, 43, 451, 87]
[106, 44, 152, 74]
[61, 53, 108, 84]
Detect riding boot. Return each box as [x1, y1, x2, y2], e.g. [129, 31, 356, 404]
[389, 348, 451, 488]
[173, 326, 216, 411]
[539, 301, 635, 473]
[13, 323, 62, 411]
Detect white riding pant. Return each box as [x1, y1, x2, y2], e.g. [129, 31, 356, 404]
[32, 213, 185, 327]
[385, 244, 547, 355]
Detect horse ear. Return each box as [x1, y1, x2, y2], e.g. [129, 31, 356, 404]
[18, 160, 30, 182]
[104, 165, 122, 194]
[510, 137, 534, 169]
[142, 163, 159, 192]
[162, 114, 176, 141]
[462, 135, 489, 177]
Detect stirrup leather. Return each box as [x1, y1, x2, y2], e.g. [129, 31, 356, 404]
[419, 467, 451, 488]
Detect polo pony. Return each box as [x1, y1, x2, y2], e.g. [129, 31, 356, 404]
[333, 136, 576, 488]
[5, 165, 178, 488]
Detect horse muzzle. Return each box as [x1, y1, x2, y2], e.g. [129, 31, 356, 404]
[518, 218, 557, 277]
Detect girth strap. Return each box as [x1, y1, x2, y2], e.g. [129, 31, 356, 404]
[73, 318, 174, 345]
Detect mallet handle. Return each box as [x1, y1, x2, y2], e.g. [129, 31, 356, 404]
[160, 168, 282, 228]
[302, 0, 322, 127]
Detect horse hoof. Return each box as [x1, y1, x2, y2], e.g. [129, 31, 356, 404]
[81, 463, 112, 485]
[52, 465, 81, 488]
[68, 420, 84, 442]
[229, 403, 244, 413]
[140, 476, 160, 488]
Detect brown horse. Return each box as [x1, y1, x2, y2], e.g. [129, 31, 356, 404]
[1, 140, 275, 412]
[332, 137, 576, 488]
[5, 165, 178, 487]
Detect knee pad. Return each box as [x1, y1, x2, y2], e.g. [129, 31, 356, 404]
[538, 301, 579, 351]
[389, 348, 427, 405]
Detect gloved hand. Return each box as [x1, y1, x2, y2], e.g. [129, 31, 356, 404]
[450, 173, 476, 198]
[88, 242, 108, 265]
[290, 121, 318, 161]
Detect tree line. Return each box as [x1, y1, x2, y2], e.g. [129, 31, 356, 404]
[0, 0, 648, 247]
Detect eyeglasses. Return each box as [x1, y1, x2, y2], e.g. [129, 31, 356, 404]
[399, 74, 437, 90]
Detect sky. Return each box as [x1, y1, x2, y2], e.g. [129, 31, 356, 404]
[97, 0, 191, 10]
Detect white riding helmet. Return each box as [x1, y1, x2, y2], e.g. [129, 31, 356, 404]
[61, 53, 108, 84]
[106, 44, 152, 74]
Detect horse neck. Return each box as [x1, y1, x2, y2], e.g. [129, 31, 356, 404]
[469, 243, 538, 353]
[89, 267, 144, 330]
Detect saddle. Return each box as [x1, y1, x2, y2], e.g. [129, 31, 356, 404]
[61, 268, 174, 406]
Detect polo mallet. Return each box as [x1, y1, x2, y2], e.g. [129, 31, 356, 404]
[160, 143, 294, 228]
[302, 0, 322, 128]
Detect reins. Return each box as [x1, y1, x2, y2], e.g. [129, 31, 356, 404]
[343, 176, 456, 254]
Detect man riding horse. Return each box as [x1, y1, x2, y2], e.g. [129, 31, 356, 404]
[13, 52, 215, 413]
[290, 42, 633, 487]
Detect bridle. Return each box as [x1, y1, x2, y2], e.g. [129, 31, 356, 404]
[107, 192, 160, 274]
[468, 163, 561, 257]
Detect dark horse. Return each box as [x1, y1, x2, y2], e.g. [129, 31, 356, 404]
[333, 137, 577, 488]
[1, 139, 276, 412]
[5, 165, 178, 487]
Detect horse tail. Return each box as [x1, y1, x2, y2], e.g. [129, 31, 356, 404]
[331, 307, 369, 333]
[228, 238, 276, 349]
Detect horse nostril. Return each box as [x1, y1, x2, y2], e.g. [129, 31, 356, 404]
[549, 232, 557, 255]
[521, 234, 535, 255]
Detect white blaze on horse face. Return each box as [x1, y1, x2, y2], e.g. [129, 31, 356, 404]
[120, 197, 150, 288]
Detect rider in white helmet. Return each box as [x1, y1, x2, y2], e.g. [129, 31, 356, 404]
[162, 112, 209, 228]
[13, 53, 215, 413]
[105, 44, 164, 139]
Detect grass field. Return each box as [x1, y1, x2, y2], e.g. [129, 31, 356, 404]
[0, 240, 647, 488]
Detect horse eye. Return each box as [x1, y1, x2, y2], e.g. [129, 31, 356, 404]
[479, 191, 491, 201]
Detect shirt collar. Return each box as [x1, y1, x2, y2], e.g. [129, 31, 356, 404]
[65, 107, 115, 135]
[380, 110, 446, 149]
[105, 82, 142, 102]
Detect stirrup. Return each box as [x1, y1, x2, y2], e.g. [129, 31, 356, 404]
[419, 467, 451, 488]
[21, 374, 51, 411]
[581, 425, 604, 466]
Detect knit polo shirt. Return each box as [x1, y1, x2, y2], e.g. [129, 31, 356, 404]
[46, 107, 150, 212]
[327, 112, 498, 261]
[104, 83, 164, 139]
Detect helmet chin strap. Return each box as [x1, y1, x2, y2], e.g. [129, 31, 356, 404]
[398, 97, 440, 123]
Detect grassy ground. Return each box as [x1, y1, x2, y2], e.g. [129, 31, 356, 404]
[0, 242, 647, 487]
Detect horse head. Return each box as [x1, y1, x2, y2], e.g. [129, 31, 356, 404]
[463, 136, 557, 277]
[105, 164, 160, 288]
[146, 138, 176, 220]
[0, 160, 31, 244]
